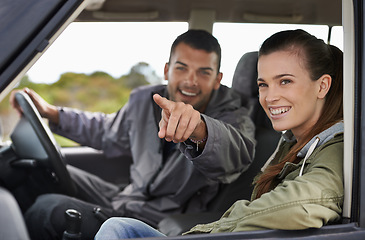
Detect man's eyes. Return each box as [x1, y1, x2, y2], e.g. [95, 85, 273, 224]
[176, 66, 187, 71]
[199, 70, 212, 76]
[175, 67, 212, 76]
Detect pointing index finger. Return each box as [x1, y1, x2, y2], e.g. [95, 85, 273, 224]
[153, 93, 173, 111]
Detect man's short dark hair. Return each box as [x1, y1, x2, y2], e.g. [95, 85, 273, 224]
[169, 29, 222, 73]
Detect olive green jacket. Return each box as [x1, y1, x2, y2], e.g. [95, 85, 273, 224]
[185, 122, 344, 234]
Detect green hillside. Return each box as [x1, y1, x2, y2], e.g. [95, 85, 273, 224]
[0, 66, 155, 146]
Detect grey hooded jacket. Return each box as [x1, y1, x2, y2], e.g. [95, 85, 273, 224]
[50, 84, 256, 225]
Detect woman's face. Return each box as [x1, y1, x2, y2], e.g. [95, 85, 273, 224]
[257, 50, 330, 140]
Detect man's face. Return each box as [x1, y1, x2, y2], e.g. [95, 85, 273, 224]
[165, 43, 222, 113]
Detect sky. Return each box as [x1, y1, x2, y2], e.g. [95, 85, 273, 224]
[26, 22, 343, 87]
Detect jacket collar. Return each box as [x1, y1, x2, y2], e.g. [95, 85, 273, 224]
[281, 121, 344, 158]
[261, 121, 344, 172]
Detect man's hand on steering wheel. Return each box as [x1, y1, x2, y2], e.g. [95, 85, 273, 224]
[11, 90, 76, 196]
[10, 88, 60, 124]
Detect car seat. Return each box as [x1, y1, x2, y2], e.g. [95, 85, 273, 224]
[0, 187, 30, 240]
[205, 51, 281, 211]
[158, 51, 281, 236]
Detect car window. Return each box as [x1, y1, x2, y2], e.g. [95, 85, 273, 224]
[0, 22, 343, 146]
[26, 22, 189, 85]
[213, 23, 343, 87]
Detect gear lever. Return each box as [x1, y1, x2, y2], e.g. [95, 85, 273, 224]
[62, 209, 82, 240]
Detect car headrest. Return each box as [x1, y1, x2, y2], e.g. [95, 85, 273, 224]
[231, 51, 273, 129]
[231, 51, 259, 100]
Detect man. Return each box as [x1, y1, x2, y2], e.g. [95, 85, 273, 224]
[11, 29, 255, 239]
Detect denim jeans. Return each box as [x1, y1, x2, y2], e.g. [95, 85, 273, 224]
[94, 217, 166, 239]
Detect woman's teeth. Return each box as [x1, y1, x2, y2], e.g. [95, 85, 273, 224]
[270, 107, 290, 115]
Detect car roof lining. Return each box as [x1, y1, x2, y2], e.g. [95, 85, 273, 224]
[76, 0, 342, 26]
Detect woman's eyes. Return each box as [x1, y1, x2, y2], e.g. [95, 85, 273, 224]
[257, 82, 268, 88]
[280, 79, 292, 85]
[257, 79, 292, 88]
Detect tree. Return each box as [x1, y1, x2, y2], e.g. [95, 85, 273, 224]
[121, 62, 162, 88]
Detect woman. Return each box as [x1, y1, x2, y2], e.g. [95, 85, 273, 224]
[94, 29, 344, 239]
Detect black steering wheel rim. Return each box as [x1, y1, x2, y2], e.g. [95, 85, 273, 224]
[14, 91, 76, 196]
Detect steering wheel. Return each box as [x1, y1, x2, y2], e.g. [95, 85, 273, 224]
[12, 91, 76, 196]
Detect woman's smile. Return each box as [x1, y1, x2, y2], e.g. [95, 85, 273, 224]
[269, 106, 291, 116]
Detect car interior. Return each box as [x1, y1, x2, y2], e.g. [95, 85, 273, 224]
[2, 0, 365, 239]
[0, 49, 280, 239]
[0, 187, 30, 240]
